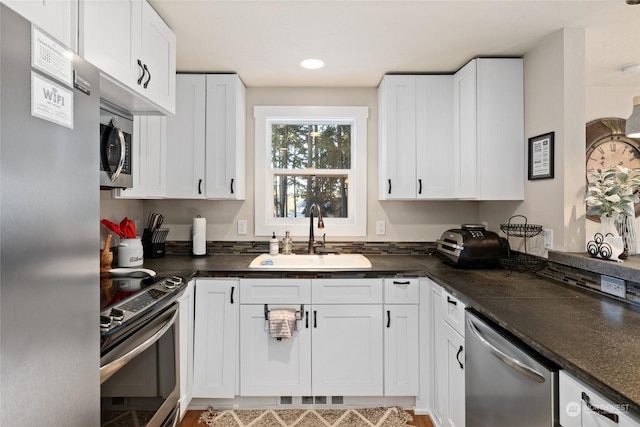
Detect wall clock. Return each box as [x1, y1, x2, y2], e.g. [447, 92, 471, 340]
[585, 117, 640, 221]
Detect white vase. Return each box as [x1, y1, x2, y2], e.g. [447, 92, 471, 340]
[616, 213, 638, 256]
[587, 215, 624, 261]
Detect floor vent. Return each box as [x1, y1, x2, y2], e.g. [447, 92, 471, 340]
[302, 396, 314, 405]
[280, 396, 292, 405]
[314, 396, 327, 404]
[331, 396, 344, 405]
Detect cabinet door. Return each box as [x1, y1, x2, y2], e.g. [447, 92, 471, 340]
[378, 75, 417, 200]
[239, 305, 311, 396]
[3, 0, 77, 50]
[384, 278, 419, 304]
[80, 0, 142, 89]
[116, 116, 166, 199]
[415, 75, 454, 199]
[205, 74, 246, 200]
[192, 279, 238, 398]
[312, 305, 383, 396]
[312, 278, 383, 305]
[139, 0, 176, 114]
[384, 304, 419, 396]
[560, 371, 640, 427]
[453, 60, 477, 199]
[178, 280, 194, 417]
[165, 74, 206, 198]
[443, 323, 465, 427]
[431, 284, 446, 426]
[442, 290, 466, 337]
[475, 58, 524, 200]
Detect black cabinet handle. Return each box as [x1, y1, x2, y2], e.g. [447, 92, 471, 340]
[313, 311, 317, 328]
[230, 178, 234, 194]
[388, 179, 392, 194]
[305, 311, 309, 329]
[582, 392, 619, 423]
[418, 179, 422, 194]
[387, 310, 391, 328]
[447, 296, 458, 306]
[456, 345, 464, 369]
[393, 280, 410, 285]
[230, 286, 234, 304]
[198, 179, 203, 194]
[143, 64, 151, 89]
[137, 59, 145, 85]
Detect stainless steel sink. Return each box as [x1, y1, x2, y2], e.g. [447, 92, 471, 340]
[248, 253, 372, 269]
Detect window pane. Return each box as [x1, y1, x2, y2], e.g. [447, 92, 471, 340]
[273, 175, 348, 218]
[271, 124, 351, 170]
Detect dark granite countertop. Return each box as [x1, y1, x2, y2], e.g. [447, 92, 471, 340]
[141, 252, 640, 415]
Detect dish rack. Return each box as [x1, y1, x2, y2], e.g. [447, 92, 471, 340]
[499, 215, 547, 273]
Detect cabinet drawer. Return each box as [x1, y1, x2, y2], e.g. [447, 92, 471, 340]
[442, 290, 466, 336]
[312, 279, 383, 304]
[384, 278, 419, 304]
[240, 279, 311, 304]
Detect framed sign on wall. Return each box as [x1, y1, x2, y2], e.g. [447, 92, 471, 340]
[528, 132, 554, 180]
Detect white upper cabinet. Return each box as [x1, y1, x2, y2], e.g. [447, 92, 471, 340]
[80, 0, 176, 115]
[165, 74, 246, 200]
[453, 58, 524, 200]
[165, 74, 207, 198]
[205, 74, 246, 200]
[378, 74, 454, 200]
[2, 0, 77, 50]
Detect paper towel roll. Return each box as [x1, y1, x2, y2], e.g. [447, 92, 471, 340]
[192, 216, 207, 255]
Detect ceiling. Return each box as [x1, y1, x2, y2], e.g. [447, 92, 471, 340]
[149, 0, 640, 88]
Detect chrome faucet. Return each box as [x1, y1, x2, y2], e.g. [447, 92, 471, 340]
[308, 203, 325, 254]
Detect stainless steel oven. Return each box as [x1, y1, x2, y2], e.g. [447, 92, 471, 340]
[100, 274, 186, 427]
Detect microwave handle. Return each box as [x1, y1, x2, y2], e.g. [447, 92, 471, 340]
[108, 119, 126, 183]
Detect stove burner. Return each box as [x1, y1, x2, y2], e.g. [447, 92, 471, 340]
[100, 275, 184, 335]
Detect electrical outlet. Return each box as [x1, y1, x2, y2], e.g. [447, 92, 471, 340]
[237, 219, 248, 235]
[543, 229, 553, 250]
[601, 275, 626, 298]
[376, 220, 386, 235]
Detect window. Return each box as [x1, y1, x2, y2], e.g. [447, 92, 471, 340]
[254, 106, 368, 237]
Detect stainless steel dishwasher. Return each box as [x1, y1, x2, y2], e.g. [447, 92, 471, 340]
[465, 309, 559, 427]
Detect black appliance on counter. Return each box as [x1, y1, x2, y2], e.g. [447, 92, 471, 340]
[100, 273, 186, 427]
[436, 224, 509, 268]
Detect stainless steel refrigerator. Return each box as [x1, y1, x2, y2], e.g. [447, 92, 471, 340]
[0, 5, 100, 426]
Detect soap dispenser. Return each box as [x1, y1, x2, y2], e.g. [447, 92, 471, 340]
[282, 231, 292, 255]
[269, 232, 279, 255]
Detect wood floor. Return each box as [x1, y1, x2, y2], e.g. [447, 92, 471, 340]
[179, 409, 434, 427]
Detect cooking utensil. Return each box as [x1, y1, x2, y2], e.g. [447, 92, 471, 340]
[101, 219, 124, 238]
[119, 217, 136, 238]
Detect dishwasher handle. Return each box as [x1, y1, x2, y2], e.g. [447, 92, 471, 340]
[467, 316, 546, 384]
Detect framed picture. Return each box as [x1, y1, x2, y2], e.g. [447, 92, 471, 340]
[528, 132, 554, 180]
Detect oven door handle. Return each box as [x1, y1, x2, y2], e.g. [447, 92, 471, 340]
[100, 308, 178, 384]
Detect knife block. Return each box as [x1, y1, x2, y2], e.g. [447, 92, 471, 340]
[142, 228, 167, 258]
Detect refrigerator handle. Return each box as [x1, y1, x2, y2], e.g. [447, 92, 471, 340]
[467, 317, 546, 383]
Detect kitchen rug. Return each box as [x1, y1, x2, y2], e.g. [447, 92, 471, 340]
[198, 406, 413, 427]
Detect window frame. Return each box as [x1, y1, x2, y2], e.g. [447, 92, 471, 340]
[254, 106, 368, 237]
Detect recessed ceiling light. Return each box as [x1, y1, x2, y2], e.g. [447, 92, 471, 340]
[300, 59, 325, 70]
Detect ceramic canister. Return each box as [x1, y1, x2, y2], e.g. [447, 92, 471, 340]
[118, 237, 144, 267]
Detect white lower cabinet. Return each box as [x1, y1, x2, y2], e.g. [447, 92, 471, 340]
[192, 278, 238, 398]
[312, 304, 383, 396]
[560, 371, 640, 427]
[430, 280, 465, 427]
[238, 278, 413, 398]
[239, 279, 312, 396]
[178, 279, 194, 417]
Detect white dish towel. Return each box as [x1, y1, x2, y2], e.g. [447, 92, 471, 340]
[268, 308, 297, 340]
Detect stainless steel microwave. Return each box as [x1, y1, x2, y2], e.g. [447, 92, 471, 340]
[100, 101, 133, 189]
